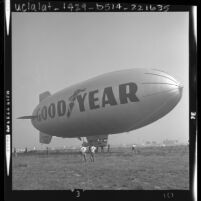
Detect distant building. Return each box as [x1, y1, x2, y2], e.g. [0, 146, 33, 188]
[145, 141, 160, 146]
[163, 139, 179, 146]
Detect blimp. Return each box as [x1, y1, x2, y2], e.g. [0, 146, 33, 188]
[18, 68, 183, 146]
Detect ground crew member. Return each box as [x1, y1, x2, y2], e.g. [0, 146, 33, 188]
[80, 146, 87, 162]
[107, 144, 110, 152]
[132, 144, 137, 153]
[14, 148, 17, 157]
[89, 146, 96, 162]
[24, 147, 28, 154]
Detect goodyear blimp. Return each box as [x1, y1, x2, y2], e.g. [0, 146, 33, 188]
[18, 69, 183, 144]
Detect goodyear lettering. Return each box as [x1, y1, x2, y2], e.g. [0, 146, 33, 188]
[102, 87, 118, 107]
[57, 100, 66, 116]
[48, 103, 56, 118]
[37, 108, 41, 121]
[37, 82, 139, 121]
[41, 106, 47, 120]
[89, 90, 100, 109]
[77, 93, 87, 112]
[119, 83, 139, 104]
[67, 102, 75, 117]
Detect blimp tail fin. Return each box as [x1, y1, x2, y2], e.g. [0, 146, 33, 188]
[39, 132, 52, 144]
[39, 91, 51, 102]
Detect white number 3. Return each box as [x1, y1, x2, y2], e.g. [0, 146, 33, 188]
[76, 190, 80, 197]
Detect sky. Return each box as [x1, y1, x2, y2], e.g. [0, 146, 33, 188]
[12, 12, 189, 149]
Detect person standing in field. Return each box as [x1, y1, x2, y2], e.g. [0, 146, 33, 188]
[132, 144, 137, 153]
[80, 146, 87, 162]
[89, 146, 96, 162]
[100, 146, 104, 152]
[14, 148, 17, 157]
[46, 147, 49, 155]
[107, 144, 110, 152]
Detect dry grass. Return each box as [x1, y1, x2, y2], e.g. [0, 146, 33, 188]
[12, 145, 189, 190]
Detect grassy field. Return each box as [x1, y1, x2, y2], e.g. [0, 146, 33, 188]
[12, 145, 189, 190]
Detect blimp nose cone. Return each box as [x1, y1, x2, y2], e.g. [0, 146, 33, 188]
[142, 70, 183, 97]
[133, 69, 183, 129]
[168, 82, 183, 103]
[178, 84, 183, 94]
[168, 81, 183, 106]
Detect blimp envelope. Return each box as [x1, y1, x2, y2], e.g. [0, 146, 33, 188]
[28, 68, 183, 140]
